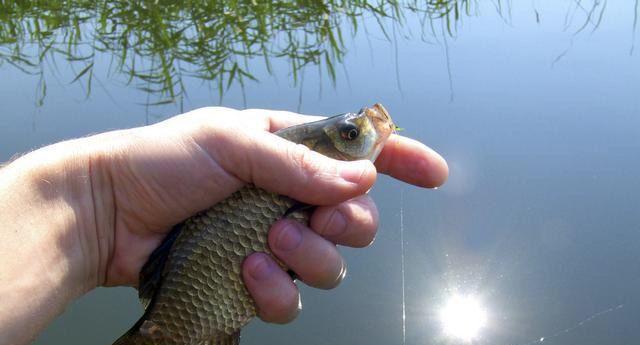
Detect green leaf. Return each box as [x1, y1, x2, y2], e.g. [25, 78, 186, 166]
[227, 62, 238, 90]
[71, 62, 94, 83]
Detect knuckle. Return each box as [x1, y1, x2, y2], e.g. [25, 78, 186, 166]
[346, 197, 379, 247]
[307, 245, 345, 290]
[287, 144, 324, 184]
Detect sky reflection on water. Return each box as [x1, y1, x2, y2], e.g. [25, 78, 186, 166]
[1, 1, 639, 345]
[439, 293, 488, 342]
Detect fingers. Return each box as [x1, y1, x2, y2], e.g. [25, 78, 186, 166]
[242, 253, 301, 324]
[96, 107, 376, 234]
[243, 195, 378, 324]
[242, 109, 449, 189]
[188, 119, 377, 206]
[310, 194, 378, 247]
[268, 220, 347, 290]
[375, 135, 449, 188]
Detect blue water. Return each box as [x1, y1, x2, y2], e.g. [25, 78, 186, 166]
[1, 1, 639, 344]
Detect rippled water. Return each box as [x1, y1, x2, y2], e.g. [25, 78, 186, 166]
[2, 1, 639, 344]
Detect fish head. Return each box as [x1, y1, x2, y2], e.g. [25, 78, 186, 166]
[276, 103, 395, 162]
[322, 103, 394, 161]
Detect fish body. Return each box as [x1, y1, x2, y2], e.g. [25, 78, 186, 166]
[114, 104, 394, 345]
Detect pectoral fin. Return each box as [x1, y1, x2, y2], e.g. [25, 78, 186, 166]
[283, 202, 315, 218]
[283, 202, 315, 281]
[138, 222, 183, 309]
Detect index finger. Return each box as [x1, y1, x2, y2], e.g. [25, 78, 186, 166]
[375, 135, 448, 188]
[245, 109, 449, 188]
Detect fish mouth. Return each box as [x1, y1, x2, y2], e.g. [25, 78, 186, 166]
[362, 103, 394, 162]
[365, 103, 395, 141]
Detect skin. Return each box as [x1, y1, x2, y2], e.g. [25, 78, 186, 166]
[0, 107, 448, 345]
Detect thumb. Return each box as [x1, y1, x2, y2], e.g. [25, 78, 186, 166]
[173, 111, 378, 206]
[91, 109, 377, 231]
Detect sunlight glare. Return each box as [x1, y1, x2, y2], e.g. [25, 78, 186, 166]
[439, 294, 488, 342]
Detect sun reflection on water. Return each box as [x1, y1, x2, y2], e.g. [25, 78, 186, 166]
[438, 294, 488, 342]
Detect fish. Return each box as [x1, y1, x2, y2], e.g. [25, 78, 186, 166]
[113, 103, 395, 345]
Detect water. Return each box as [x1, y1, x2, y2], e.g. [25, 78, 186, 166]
[400, 189, 407, 345]
[1, 1, 640, 344]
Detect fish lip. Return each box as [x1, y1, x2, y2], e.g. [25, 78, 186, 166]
[372, 103, 390, 121]
[363, 103, 394, 162]
[365, 103, 394, 138]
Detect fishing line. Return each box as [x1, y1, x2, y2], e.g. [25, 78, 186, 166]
[400, 188, 407, 345]
[514, 304, 624, 345]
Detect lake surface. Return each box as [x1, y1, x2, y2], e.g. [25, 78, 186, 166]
[2, 1, 639, 344]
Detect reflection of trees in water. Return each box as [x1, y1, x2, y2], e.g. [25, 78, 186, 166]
[632, 0, 639, 55]
[0, 0, 631, 107]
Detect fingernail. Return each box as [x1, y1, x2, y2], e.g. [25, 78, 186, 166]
[337, 260, 348, 282]
[323, 210, 347, 237]
[322, 259, 347, 290]
[249, 254, 275, 281]
[276, 222, 303, 252]
[339, 161, 369, 183]
[276, 294, 302, 324]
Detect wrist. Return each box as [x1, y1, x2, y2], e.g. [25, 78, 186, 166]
[0, 139, 108, 344]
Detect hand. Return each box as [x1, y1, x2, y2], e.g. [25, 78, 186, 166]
[0, 106, 447, 345]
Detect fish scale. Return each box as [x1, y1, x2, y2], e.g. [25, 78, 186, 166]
[152, 186, 305, 342]
[113, 104, 394, 345]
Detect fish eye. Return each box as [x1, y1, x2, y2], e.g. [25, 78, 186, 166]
[339, 123, 360, 141]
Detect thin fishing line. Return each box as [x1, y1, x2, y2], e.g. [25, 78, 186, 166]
[513, 304, 624, 345]
[631, 0, 639, 55]
[400, 188, 407, 345]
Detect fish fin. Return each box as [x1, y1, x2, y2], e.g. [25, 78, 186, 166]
[111, 318, 150, 345]
[112, 318, 165, 345]
[112, 332, 134, 345]
[200, 331, 241, 345]
[113, 225, 183, 344]
[283, 202, 314, 281]
[286, 269, 299, 281]
[112, 333, 134, 345]
[139, 222, 183, 309]
[283, 202, 315, 218]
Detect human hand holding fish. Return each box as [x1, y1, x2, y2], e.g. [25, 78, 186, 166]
[0, 105, 447, 345]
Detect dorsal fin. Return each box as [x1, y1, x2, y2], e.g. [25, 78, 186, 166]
[138, 222, 183, 308]
[283, 202, 314, 218]
[114, 225, 183, 345]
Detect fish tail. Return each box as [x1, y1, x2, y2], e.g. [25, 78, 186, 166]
[111, 313, 149, 345]
[112, 332, 136, 345]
